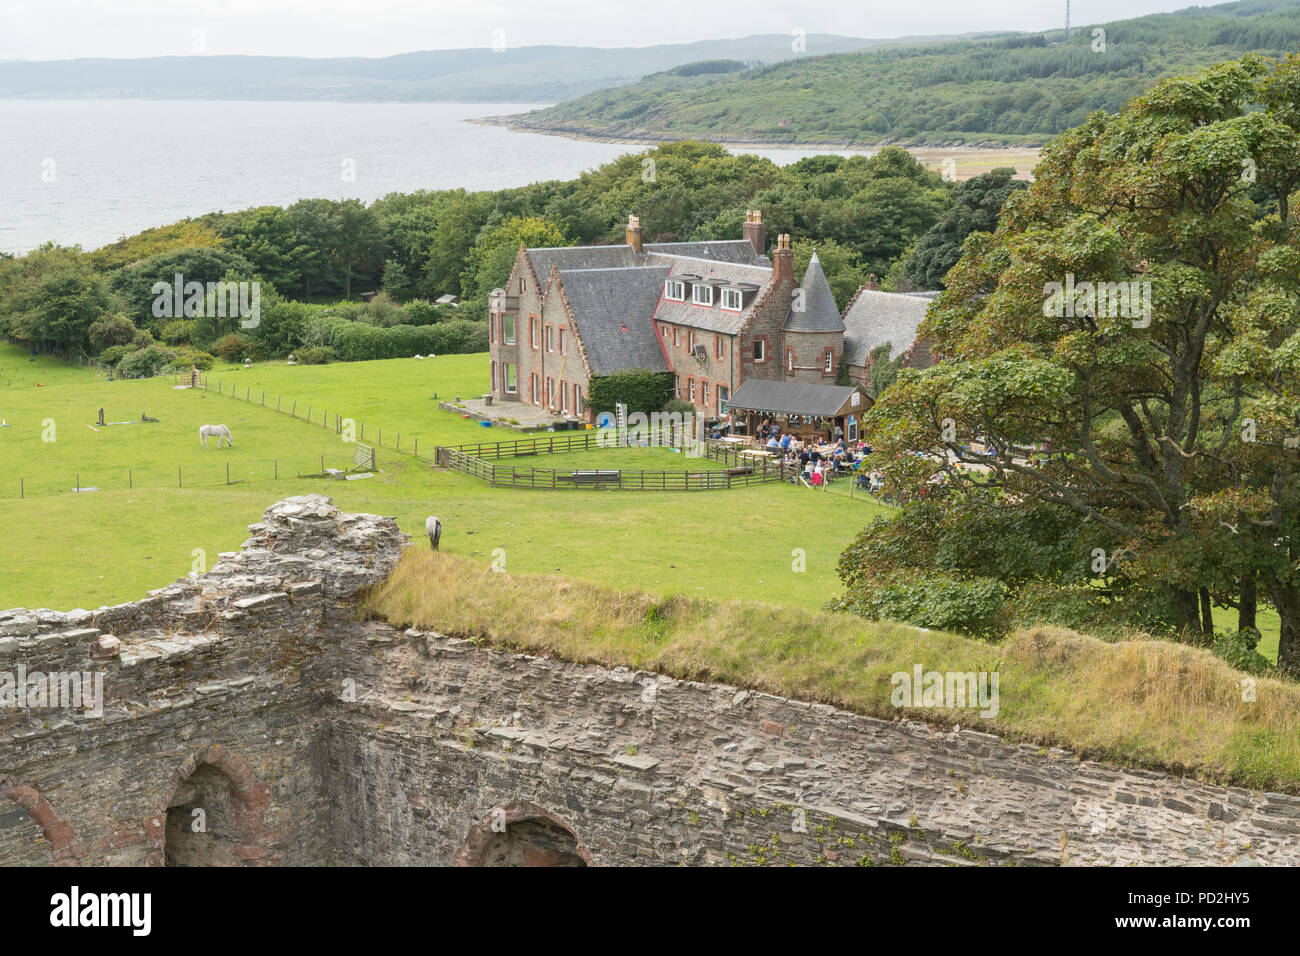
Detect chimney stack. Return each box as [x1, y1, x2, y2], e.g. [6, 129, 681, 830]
[772, 233, 793, 282]
[626, 214, 643, 254]
[863, 273, 879, 291]
[742, 209, 766, 257]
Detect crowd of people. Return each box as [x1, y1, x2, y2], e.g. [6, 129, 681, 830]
[752, 419, 882, 489]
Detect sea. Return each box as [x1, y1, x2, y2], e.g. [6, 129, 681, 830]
[0, 99, 864, 255]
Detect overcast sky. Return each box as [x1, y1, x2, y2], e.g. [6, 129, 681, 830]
[0, 0, 1207, 60]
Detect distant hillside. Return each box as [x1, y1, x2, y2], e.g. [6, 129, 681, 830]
[498, 0, 1300, 145]
[0, 35, 944, 103]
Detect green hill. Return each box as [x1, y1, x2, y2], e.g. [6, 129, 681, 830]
[501, 0, 1300, 145]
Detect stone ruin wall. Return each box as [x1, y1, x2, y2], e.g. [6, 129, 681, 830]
[0, 496, 1296, 866]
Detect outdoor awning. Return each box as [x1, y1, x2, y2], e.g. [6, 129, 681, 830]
[727, 379, 871, 418]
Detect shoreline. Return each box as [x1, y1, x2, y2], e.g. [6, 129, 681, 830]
[469, 114, 1046, 156]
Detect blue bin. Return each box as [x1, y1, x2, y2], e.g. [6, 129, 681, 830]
[479, 420, 492, 428]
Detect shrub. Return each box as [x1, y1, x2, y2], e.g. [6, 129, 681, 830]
[159, 319, 193, 345]
[87, 313, 137, 352]
[833, 572, 1007, 640]
[116, 344, 176, 378]
[295, 346, 335, 365]
[131, 327, 155, 348]
[663, 398, 696, 417]
[167, 346, 215, 371]
[98, 344, 135, 366]
[1212, 628, 1273, 676]
[211, 333, 262, 362]
[587, 369, 676, 418]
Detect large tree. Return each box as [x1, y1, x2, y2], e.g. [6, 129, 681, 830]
[863, 55, 1300, 669]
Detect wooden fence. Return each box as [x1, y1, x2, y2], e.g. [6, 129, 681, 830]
[436, 436, 791, 491]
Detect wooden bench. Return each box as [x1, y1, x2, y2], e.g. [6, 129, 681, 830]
[352, 441, 376, 471]
[571, 470, 620, 485]
[724, 466, 754, 477]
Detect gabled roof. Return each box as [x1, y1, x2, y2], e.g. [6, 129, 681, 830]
[841, 289, 933, 367]
[524, 239, 769, 296]
[727, 379, 869, 418]
[649, 256, 774, 335]
[527, 245, 637, 294]
[784, 252, 845, 333]
[555, 266, 671, 377]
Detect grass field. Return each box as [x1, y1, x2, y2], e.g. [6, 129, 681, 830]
[0, 346, 886, 611]
[0, 345, 1282, 666]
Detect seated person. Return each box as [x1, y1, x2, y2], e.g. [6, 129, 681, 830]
[766, 435, 780, 449]
[780, 433, 792, 451]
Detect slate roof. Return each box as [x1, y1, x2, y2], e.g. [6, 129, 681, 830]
[784, 252, 845, 333]
[649, 255, 774, 335]
[841, 289, 934, 367]
[643, 239, 770, 267]
[727, 379, 867, 418]
[556, 266, 671, 377]
[526, 245, 637, 294]
[524, 239, 767, 295]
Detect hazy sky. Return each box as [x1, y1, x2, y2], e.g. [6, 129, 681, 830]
[1, 0, 1207, 60]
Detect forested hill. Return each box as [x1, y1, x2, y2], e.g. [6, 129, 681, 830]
[501, 0, 1300, 146]
[0, 34, 917, 103]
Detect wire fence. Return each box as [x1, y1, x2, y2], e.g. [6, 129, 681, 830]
[184, 370, 435, 460]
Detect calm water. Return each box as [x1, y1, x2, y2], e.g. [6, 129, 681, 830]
[0, 100, 864, 255]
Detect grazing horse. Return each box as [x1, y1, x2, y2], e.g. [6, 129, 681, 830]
[199, 424, 232, 448]
[426, 515, 442, 551]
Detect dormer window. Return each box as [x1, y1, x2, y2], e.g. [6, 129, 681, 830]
[664, 279, 685, 301]
[692, 284, 713, 306]
[720, 288, 743, 311]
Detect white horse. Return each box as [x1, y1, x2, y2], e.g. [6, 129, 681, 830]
[426, 515, 442, 551]
[199, 424, 232, 448]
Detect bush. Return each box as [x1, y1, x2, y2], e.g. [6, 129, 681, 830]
[300, 316, 488, 361]
[1212, 628, 1273, 675]
[98, 344, 135, 366]
[295, 346, 335, 365]
[167, 347, 215, 371]
[159, 319, 193, 345]
[833, 572, 1007, 640]
[87, 313, 137, 353]
[211, 333, 263, 363]
[587, 369, 677, 418]
[663, 398, 696, 417]
[116, 344, 176, 378]
[131, 327, 155, 348]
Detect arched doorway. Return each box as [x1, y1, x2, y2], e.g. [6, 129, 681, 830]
[157, 744, 270, 866]
[454, 801, 594, 867]
[164, 763, 241, 866]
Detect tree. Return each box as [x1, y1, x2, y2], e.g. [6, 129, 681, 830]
[862, 55, 1300, 668]
[460, 216, 571, 304]
[903, 168, 1028, 289]
[380, 258, 413, 301]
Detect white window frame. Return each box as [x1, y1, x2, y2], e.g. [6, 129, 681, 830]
[560, 328, 567, 355]
[505, 364, 517, 393]
[502, 315, 516, 346]
[692, 284, 713, 306]
[664, 279, 685, 301]
[753, 339, 765, 362]
[720, 288, 742, 311]
[824, 351, 833, 373]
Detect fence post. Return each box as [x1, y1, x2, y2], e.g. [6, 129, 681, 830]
[129, 468, 132, 489]
[277, 396, 281, 412]
[76, 473, 79, 492]
[262, 391, 265, 406]
[396, 434, 400, 452]
[291, 401, 296, 417]
[320, 455, 325, 475]
[414, 437, 418, 457]
[178, 466, 182, 488]
[19, 478, 22, 499]
[274, 460, 278, 479]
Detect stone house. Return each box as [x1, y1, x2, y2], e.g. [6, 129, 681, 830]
[487, 210, 937, 423]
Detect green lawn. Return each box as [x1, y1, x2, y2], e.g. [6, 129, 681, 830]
[0, 347, 886, 612]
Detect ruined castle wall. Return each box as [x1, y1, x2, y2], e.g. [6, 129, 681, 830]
[2, 496, 1297, 867]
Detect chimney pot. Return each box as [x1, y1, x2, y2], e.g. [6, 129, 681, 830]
[742, 209, 767, 258]
[626, 213, 643, 254]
